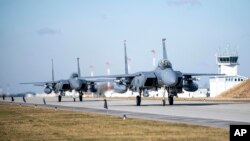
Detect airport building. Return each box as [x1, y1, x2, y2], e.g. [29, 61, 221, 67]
[209, 48, 247, 97]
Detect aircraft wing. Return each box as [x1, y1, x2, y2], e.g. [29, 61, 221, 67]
[84, 78, 115, 83]
[1, 91, 37, 97]
[80, 73, 140, 79]
[20, 81, 57, 86]
[182, 73, 224, 80]
[182, 73, 224, 76]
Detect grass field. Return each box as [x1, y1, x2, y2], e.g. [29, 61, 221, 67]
[0, 103, 228, 141]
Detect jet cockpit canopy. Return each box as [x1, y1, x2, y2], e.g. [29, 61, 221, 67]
[70, 73, 79, 78]
[158, 59, 172, 69]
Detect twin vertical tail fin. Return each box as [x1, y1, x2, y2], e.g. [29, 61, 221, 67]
[77, 57, 81, 77]
[52, 59, 55, 82]
[124, 40, 129, 74]
[162, 38, 168, 60]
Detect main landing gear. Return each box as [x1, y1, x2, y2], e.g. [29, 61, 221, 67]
[58, 92, 83, 102]
[135, 88, 176, 106]
[136, 95, 141, 106]
[58, 92, 65, 102]
[136, 89, 143, 106]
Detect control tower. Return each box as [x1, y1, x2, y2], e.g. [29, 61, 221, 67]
[216, 48, 239, 75]
[209, 48, 247, 97]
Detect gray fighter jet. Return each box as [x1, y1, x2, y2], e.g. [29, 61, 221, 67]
[21, 58, 104, 102]
[82, 39, 222, 106]
[1, 91, 36, 101]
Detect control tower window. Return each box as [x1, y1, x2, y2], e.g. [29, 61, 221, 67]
[230, 57, 238, 63]
[219, 57, 238, 63]
[219, 57, 230, 63]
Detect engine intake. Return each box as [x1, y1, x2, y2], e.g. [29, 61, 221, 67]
[88, 85, 97, 93]
[55, 80, 70, 92]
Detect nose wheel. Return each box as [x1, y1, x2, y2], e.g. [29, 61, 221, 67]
[165, 87, 175, 105]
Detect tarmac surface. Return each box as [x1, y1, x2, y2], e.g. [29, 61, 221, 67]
[1, 96, 250, 129]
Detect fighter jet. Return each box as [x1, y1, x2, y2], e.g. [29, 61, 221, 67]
[0, 90, 37, 103]
[21, 58, 105, 102]
[82, 39, 222, 106]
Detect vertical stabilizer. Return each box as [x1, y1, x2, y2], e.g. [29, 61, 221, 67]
[51, 59, 55, 81]
[77, 57, 81, 77]
[124, 40, 129, 74]
[162, 38, 167, 59]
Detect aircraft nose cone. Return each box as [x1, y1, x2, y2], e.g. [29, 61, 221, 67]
[71, 79, 82, 90]
[75, 82, 81, 90]
[162, 69, 178, 86]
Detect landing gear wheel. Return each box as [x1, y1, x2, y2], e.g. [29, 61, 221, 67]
[136, 96, 141, 106]
[162, 99, 166, 106]
[168, 96, 174, 105]
[58, 95, 62, 102]
[79, 94, 83, 102]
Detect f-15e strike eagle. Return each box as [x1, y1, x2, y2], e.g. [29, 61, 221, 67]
[21, 58, 106, 102]
[82, 38, 222, 105]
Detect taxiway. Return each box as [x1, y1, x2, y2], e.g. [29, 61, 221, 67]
[1, 96, 250, 129]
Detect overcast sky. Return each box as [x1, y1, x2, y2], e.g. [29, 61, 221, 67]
[1, 0, 250, 93]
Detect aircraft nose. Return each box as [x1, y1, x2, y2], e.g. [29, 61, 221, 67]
[72, 79, 82, 90]
[161, 69, 178, 86]
[75, 82, 82, 89]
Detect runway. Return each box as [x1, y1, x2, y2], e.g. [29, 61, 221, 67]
[1, 96, 250, 129]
